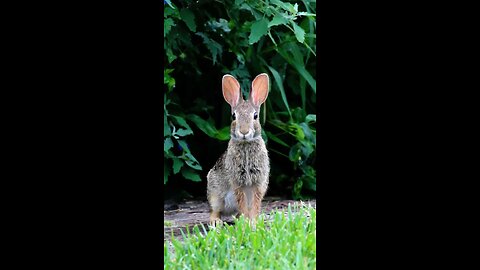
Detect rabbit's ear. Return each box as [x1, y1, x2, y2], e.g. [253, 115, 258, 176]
[250, 73, 269, 107]
[222, 74, 241, 108]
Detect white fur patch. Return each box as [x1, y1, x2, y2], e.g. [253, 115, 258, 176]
[223, 190, 238, 215]
[243, 186, 253, 209]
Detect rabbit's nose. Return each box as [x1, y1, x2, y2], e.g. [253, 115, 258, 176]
[240, 127, 250, 135]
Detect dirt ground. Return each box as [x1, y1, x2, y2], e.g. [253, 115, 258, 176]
[164, 197, 316, 241]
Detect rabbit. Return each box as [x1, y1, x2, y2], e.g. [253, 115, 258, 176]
[207, 73, 270, 226]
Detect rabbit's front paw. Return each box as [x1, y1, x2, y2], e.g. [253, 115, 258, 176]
[209, 211, 223, 227]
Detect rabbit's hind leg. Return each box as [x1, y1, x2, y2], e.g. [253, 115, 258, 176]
[250, 185, 266, 219]
[234, 185, 262, 219]
[234, 186, 249, 219]
[240, 185, 265, 229]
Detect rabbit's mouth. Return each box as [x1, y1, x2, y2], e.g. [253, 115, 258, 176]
[231, 132, 252, 142]
[235, 133, 257, 142]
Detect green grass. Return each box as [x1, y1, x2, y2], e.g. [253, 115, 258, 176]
[164, 203, 316, 270]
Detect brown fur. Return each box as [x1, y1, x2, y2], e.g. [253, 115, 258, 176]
[207, 74, 270, 225]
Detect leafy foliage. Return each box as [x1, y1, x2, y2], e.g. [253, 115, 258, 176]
[164, 0, 316, 198]
[164, 83, 203, 184]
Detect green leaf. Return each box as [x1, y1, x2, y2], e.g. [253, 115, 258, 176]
[164, 18, 175, 37]
[179, 9, 196, 32]
[293, 178, 303, 199]
[164, 8, 176, 18]
[305, 114, 316, 123]
[164, 114, 171, 137]
[303, 173, 316, 191]
[172, 157, 183, 174]
[195, 32, 222, 65]
[175, 128, 193, 137]
[177, 139, 189, 152]
[164, 69, 176, 91]
[164, 137, 174, 152]
[298, 12, 316, 17]
[181, 168, 202, 182]
[289, 143, 302, 161]
[278, 49, 316, 94]
[215, 126, 231, 141]
[300, 76, 306, 109]
[288, 41, 305, 66]
[268, 15, 288, 27]
[291, 123, 305, 140]
[300, 140, 314, 158]
[187, 114, 218, 138]
[185, 160, 202, 170]
[292, 22, 305, 43]
[302, 165, 316, 178]
[261, 129, 268, 144]
[249, 18, 269, 45]
[184, 152, 200, 165]
[265, 131, 289, 147]
[293, 63, 316, 93]
[292, 107, 306, 123]
[171, 115, 192, 130]
[166, 48, 176, 63]
[266, 65, 292, 119]
[239, 3, 262, 20]
[164, 0, 175, 9]
[164, 68, 174, 84]
[271, 0, 293, 12]
[267, 31, 277, 46]
[206, 18, 231, 33]
[236, 53, 245, 65]
[304, 177, 316, 191]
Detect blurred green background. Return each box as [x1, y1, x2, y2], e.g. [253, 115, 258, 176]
[164, 0, 316, 200]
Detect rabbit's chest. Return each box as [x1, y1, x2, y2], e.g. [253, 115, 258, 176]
[226, 143, 268, 186]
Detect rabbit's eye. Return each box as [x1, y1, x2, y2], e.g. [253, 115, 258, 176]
[232, 113, 236, 120]
[253, 112, 258, 120]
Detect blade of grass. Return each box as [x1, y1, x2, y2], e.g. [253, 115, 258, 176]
[277, 48, 316, 94]
[300, 76, 306, 110]
[265, 130, 289, 148]
[265, 65, 292, 120]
